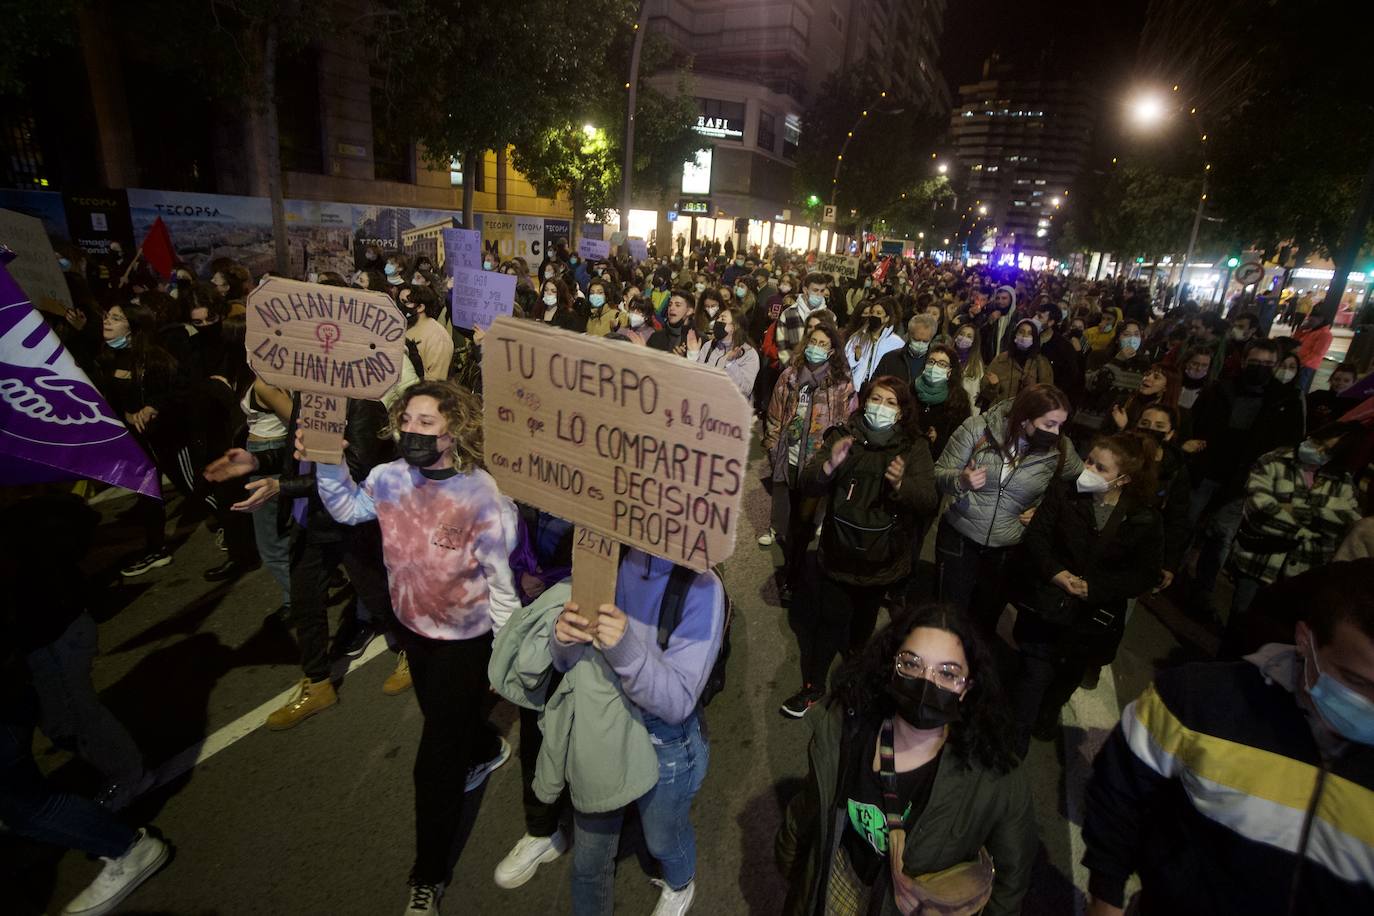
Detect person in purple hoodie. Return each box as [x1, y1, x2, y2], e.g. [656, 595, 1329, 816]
[552, 548, 726, 916]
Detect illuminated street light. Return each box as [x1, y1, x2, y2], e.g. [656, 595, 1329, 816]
[1131, 93, 1167, 126]
[582, 123, 598, 136]
[937, 162, 949, 175]
[977, 205, 988, 215]
[1050, 197, 1061, 207]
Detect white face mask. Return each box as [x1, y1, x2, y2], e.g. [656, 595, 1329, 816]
[628, 312, 646, 328]
[1076, 467, 1120, 494]
[543, 294, 558, 307]
[864, 403, 899, 429]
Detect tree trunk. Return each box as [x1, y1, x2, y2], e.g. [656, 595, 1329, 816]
[570, 184, 583, 248]
[261, 21, 289, 275]
[461, 149, 478, 229]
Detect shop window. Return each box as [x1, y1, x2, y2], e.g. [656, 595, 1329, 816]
[758, 111, 776, 153]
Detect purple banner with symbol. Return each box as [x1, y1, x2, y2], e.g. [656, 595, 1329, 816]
[0, 249, 160, 497]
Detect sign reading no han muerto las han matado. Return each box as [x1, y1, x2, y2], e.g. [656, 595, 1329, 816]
[482, 318, 753, 606]
[246, 277, 406, 463]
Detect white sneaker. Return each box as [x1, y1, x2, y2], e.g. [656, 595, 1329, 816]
[403, 881, 443, 914]
[62, 828, 170, 916]
[757, 528, 776, 547]
[649, 878, 695, 916]
[494, 830, 569, 889]
[465, 737, 512, 792]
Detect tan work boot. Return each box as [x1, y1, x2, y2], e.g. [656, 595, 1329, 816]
[266, 677, 337, 730]
[383, 651, 412, 695]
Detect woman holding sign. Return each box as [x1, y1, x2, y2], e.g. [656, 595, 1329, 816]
[781, 375, 940, 718]
[307, 380, 521, 915]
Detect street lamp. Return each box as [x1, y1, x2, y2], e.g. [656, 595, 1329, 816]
[1129, 86, 1210, 306]
[977, 205, 988, 216]
[937, 162, 949, 175]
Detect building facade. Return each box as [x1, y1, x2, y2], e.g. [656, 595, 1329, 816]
[948, 57, 1093, 259]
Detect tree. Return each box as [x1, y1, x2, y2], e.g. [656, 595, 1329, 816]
[1061, 159, 1200, 262]
[511, 124, 620, 232]
[0, 0, 77, 96]
[793, 63, 946, 242]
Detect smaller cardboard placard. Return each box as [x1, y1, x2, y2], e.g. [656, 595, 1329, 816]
[627, 238, 648, 261]
[442, 227, 482, 271]
[0, 208, 75, 315]
[246, 278, 407, 461]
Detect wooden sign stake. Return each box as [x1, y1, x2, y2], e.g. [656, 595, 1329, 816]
[571, 525, 621, 613]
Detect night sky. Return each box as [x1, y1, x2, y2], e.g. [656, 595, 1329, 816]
[940, 0, 1149, 97]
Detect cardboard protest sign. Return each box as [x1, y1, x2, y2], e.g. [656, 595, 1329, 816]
[246, 278, 406, 463]
[441, 227, 481, 270]
[576, 237, 610, 261]
[815, 253, 859, 281]
[628, 238, 648, 260]
[482, 317, 752, 608]
[0, 209, 74, 315]
[451, 267, 516, 331]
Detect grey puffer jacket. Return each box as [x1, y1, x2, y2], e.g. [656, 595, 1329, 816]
[934, 399, 1083, 548]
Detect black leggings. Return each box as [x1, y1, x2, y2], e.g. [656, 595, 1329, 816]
[799, 570, 888, 689]
[399, 627, 501, 885]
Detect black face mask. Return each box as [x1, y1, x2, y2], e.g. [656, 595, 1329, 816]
[399, 431, 444, 467]
[1241, 363, 1273, 389]
[400, 306, 420, 328]
[1140, 427, 1169, 445]
[1028, 426, 1059, 451]
[712, 321, 728, 342]
[887, 674, 963, 730]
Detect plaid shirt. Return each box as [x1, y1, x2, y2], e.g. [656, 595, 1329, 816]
[775, 299, 818, 361]
[1229, 447, 1360, 584]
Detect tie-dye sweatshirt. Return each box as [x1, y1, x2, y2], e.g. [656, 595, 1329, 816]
[316, 459, 521, 641]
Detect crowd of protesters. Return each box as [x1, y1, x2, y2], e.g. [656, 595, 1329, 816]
[3, 230, 1373, 916]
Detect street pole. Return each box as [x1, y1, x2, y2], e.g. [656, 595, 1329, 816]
[1317, 150, 1374, 322]
[1176, 170, 1206, 306]
[619, 3, 650, 240]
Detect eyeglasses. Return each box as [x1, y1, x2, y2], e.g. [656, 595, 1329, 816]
[894, 651, 967, 691]
[927, 359, 952, 369]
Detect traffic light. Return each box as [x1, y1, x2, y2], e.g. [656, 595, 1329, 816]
[806, 194, 820, 207]
[1135, 256, 1145, 264]
[1226, 256, 1240, 268]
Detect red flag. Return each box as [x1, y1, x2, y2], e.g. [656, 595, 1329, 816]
[140, 217, 176, 279]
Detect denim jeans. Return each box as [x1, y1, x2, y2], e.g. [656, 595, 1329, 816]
[0, 717, 136, 859]
[26, 612, 144, 783]
[1193, 497, 1245, 598]
[570, 711, 709, 916]
[247, 439, 291, 609]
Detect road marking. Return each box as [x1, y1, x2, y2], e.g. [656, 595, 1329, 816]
[146, 636, 393, 793]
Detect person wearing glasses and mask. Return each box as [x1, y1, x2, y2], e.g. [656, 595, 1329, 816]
[776, 604, 1036, 916]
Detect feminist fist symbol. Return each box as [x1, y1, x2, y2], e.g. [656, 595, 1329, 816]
[316, 322, 341, 354]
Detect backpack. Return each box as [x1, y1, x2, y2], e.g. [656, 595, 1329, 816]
[820, 440, 904, 568]
[656, 564, 733, 707]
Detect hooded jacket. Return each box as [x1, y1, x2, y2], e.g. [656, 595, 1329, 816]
[848, 325, 906, 388]
[934, 400, 1084, 548]
[776, 701, 1037, 916]
[490, 581, 660, 814]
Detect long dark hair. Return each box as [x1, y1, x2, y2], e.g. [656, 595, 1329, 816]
[833, 602, 1019, 774]
[96, 301, 177, 384]
[998, 383, 1072, 457]
[926, 342, 971, 415]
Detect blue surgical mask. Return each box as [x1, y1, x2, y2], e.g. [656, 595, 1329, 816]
[804, 344, 829, 365]
[58, 257, 72, 271]
[383, 263, 398, 276]
[1120, 335, 1141, 352]
[923, 364, 950, 384]
[864, 403, 899, 429]
[1297, 440, 1329, 467]
[807, 293, 824, 308]
[589, 293, 606, 308]
[1307, 642, 1374, 745]
[908, 339, 929, 356]
[106, 334, 130, 349]
[483, 260, 494, 271]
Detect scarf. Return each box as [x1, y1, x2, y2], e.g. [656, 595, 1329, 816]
[796, 360, 831, 390]
[914, 372, 949, 405]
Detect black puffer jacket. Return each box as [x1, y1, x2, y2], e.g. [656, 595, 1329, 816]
[801, 414, 938, 586]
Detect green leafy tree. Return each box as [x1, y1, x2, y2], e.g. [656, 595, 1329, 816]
[510, 124, 620, 232]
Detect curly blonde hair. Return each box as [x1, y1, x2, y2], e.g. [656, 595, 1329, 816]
[384, 380, 484, 472]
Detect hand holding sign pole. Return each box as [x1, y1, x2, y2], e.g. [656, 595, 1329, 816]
[482, 318, 753, 610]
[246, 278, 406, 463]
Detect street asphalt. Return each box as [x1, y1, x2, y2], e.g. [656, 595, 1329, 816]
[3, 437, 1216, 916]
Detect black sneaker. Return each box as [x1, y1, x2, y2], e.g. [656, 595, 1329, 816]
[203, 559, 259, 582]
[120, 550, 172, 578]
[778, 582, 794, 607]
[332, 618, 376, 660]
[780, 686, 822, 719]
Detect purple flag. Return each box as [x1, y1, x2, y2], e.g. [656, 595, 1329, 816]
[0, 248, 161, 498]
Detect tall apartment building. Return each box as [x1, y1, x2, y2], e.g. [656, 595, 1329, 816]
[646, 0, 948, 243]
[948, 57, 1093, 258]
